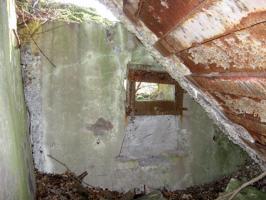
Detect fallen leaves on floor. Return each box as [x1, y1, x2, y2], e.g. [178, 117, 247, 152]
[36, 160, 266, 200]
[36, 170, 136, 200]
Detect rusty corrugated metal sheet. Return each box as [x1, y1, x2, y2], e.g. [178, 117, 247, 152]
[226, 113, 266, 145]
[163, 0, 266, 52]
[213, 93, 266, 123]
[190, 74, 266, 144]
[124, 0, 205, 37]
[179, 23, 266, 73]
[191, 75, 266, 99]
[137, 0, 205, 37]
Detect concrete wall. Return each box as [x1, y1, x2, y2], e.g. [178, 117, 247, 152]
[22, 21, 248, 191]
[0, 0, 35, 199]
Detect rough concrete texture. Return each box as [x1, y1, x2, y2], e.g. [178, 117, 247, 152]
[22, 21, 248, 191]
[0, 0, 35, 199]
[119, 116, 183, 160]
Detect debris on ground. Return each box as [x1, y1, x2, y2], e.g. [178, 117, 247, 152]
[36, 169, 163, 200]
[36, 170, 136, 200]
[36, 160, 266, 200]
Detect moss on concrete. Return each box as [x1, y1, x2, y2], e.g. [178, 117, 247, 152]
[0, 0, 35, 199]
[182, 96, 248, 186]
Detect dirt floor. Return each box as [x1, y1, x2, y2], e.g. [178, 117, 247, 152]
[36, 160, 266, 200]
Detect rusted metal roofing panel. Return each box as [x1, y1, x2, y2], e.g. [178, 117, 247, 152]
[189, 74, 266, 145]
[136, 0, 205, 37]
[214, 93, 266, 123]
[214, 92, 266, 145]
[225, 113, 266, 145]
[190, 76, 266, 124]
[123, 0, 205, 37]
[213, 92, 266, 145]
[164, 0, 266, 52]
[191, 75, 266, 99]
[179, 23, 266, 73]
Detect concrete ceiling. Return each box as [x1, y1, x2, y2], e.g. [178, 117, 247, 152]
[100, 0, 266, 167]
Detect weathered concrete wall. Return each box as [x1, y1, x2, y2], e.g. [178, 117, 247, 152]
[22, 21, 248, 191]
[0, 0, 35, 199]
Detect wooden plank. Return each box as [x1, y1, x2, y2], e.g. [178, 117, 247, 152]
[126, 80, 136, 116]
[175, 84, 184, 115]
[128, 69, 176, 84]
[135, 101, 179, 115]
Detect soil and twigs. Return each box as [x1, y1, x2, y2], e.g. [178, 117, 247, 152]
[36, 159, 266, 200]
[36, 170, 141, 200]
